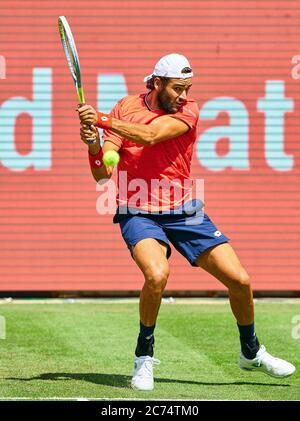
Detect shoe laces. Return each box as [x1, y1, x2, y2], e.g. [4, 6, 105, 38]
[135, 357, 160, 378]
[256, 346, 281, 367]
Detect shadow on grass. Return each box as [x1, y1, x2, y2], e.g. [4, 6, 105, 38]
[6, 373, 291, 388]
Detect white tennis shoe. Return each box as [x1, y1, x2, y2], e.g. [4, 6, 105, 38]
[131, 355, 160, 391]
[240, 345, 295, 378]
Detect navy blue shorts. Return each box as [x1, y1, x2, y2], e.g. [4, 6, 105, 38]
[116, 210, 229, 267]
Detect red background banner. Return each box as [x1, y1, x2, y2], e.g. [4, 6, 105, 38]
[0, 0, 299, 291]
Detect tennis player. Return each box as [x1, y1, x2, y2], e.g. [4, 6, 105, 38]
[78, 54, 295, 391]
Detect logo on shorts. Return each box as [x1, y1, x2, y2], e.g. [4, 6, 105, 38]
[214, 230, 222, 237]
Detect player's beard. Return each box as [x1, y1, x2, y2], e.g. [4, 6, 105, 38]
[157, 90, 178, 114]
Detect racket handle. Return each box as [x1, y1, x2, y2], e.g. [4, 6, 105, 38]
[79, 102, 97, 145]
[86, 137, 97, 145]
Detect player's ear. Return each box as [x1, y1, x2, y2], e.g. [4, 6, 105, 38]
[154, 77, 162, 92]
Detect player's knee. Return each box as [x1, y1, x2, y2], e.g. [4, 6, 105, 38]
[229, 269, 251, 292]
[239, 270, 251, 287]
[144, 264, 169, 293]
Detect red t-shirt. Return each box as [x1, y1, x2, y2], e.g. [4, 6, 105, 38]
[102, 93, 199, 213]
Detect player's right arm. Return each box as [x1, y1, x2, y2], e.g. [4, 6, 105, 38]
[80, 124, 120, 183]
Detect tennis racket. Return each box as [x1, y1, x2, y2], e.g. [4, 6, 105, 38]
[58, 15, 96, 144]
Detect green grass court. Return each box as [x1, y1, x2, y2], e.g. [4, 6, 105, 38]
[0, 299, 299, 400]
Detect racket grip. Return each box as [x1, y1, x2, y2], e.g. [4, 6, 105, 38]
[79, 102, 98, 145]
[86, 137, 97, 145]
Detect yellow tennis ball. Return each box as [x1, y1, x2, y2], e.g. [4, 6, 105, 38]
[103, 150, 120, 167]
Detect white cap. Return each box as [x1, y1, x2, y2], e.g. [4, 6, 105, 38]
[143, 53, 193, 82]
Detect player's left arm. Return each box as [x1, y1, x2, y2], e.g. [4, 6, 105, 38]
[111, 115, 189, 146]
[77, 105, 190, 146]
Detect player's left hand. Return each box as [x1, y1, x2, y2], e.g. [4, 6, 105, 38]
[77, 104, 98, 125]
[80, 123, 99, 145]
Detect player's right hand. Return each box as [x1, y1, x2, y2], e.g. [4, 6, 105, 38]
[80, 124, 99, 145]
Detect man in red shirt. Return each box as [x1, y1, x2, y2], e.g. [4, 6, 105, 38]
[78, 54, 295, 391]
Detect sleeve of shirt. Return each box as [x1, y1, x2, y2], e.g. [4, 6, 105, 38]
[101, 99, 125, 149]
[169, 100, 199, 130]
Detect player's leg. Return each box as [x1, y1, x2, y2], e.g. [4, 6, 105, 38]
[132, 238, 170, 329]
[117, 214, 172, 389]
[195, 242, 253, 326]
[130, 238, 169, 390]
[132, 238, 169, 359]
[195, 243, 257, 358]
[164, 211, 295, 378]
[195, 243, 295, 377]
[166, 212, 256, 355]
[118, 215, 170, 335]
